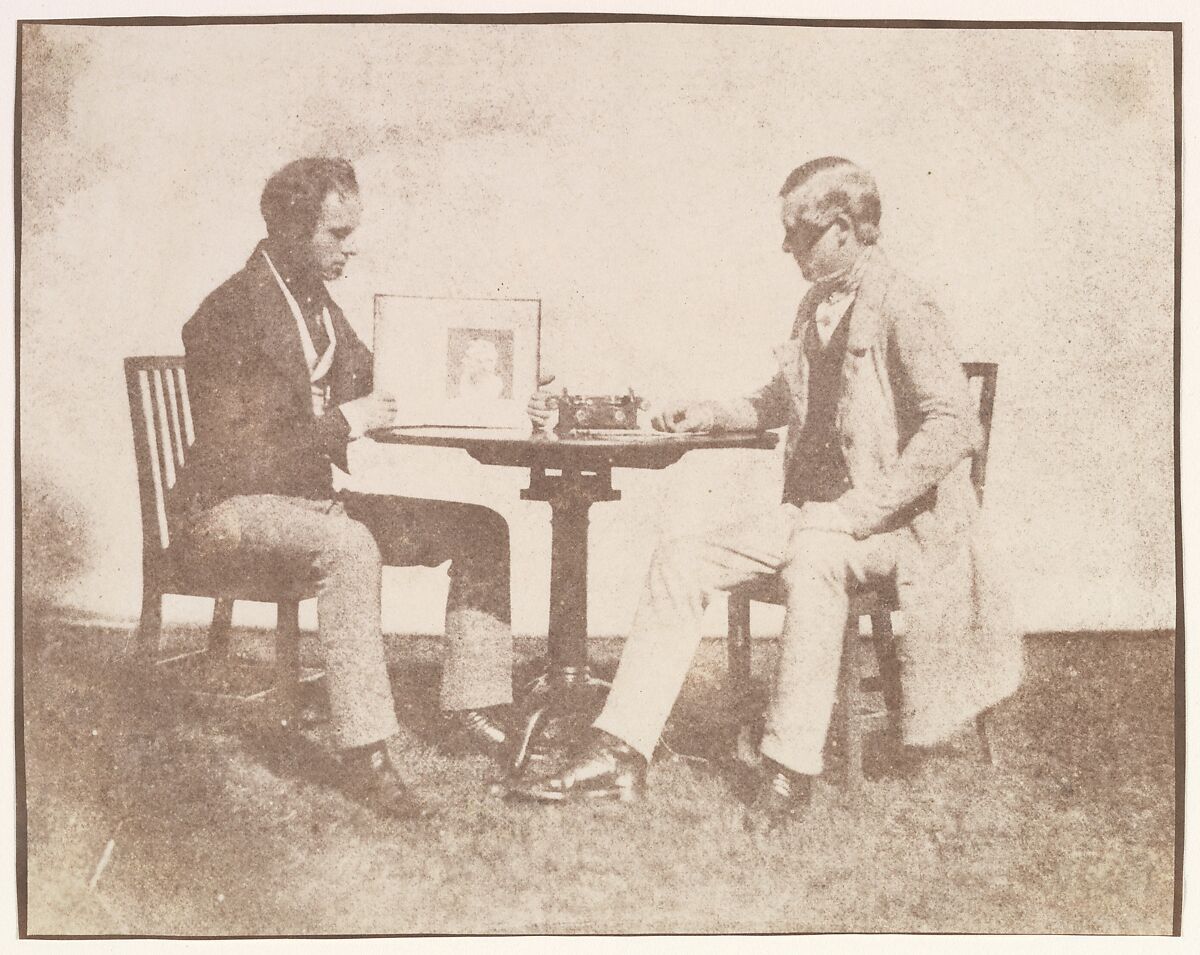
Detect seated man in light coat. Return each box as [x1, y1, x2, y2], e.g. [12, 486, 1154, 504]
[519, 157, 1023, 830]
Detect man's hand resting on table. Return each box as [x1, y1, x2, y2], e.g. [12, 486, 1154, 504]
[650, 401, 716, 433]
[526, 373, 558, 432]
[339, 392, 397, 438]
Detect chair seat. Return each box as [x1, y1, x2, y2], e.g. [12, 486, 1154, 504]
[850, 585, 899, 617]
[157, 543, 319, 603]
[735, 575, 899, 615]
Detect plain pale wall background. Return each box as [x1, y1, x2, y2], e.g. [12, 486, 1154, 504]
[19, 22, 1175, 637]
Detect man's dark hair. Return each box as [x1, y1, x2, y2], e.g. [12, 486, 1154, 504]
[260, 157, 359, 239]
[779, 157, 882, 245]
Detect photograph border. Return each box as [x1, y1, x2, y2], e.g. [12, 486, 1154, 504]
[9, 7, 1185, 943]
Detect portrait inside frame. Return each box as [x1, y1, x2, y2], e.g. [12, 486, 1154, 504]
[373, 294, 541, 428]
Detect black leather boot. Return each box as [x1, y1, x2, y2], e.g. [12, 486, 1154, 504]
[743, 759, 814, 833]
[440, 707, 510, 758]
[341, 742, 429, 820]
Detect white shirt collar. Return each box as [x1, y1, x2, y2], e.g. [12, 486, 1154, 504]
[261, 250, 337, 380]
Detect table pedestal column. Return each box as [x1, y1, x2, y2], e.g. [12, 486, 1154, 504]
[511, 466, 620, 771]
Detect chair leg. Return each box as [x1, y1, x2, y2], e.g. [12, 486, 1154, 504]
[870, 611, 903, 726]
[840, 615, 863, 792]
[137, 587, 163, 667]
[976, 708, 995, 766]
[208, 598, 234, 658]
[727, 591, 753, 700]
[274, 601, 302, 728]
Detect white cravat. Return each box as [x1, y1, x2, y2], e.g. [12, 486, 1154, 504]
[811, 247, 873, 347]
[262, 251, 338, 415]
[814, 293, 856, 347]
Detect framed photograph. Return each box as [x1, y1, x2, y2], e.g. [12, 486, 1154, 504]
[373, 294, 541, 428]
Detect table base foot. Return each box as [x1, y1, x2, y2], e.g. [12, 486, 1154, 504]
[509, 671, 612, 777]
[523, 665, 611, 697]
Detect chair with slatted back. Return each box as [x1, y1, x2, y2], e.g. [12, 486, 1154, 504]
[124, 355, 319, 720]
[726, 362, 999, 789]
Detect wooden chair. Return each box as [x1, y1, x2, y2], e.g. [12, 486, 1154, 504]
[726, 363, 998, 789]
[124, 355, 319, 722]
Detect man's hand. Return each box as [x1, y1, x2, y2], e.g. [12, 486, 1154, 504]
[650, 400, 715, 433]
[340, 391, 398, 436]
[527, 373, 558, 432]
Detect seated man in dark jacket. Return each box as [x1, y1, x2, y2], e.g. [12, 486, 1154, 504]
[175, 157, 512, 819]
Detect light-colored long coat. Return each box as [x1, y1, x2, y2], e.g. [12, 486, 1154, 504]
[712, 248, 1023, 745]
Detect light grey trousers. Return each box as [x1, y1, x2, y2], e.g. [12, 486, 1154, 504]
[594, 503, 913, 775]
[182, 493, 513, 749]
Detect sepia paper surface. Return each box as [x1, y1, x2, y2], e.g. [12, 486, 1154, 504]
[9, 0, 1192, 945]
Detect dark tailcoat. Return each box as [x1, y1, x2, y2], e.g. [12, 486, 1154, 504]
[176, 244, 372, 513]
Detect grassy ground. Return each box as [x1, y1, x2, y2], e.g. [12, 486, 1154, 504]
[21, 622, 1176, 936]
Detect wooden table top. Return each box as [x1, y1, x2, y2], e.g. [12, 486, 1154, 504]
[369, 426, 779, 470]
